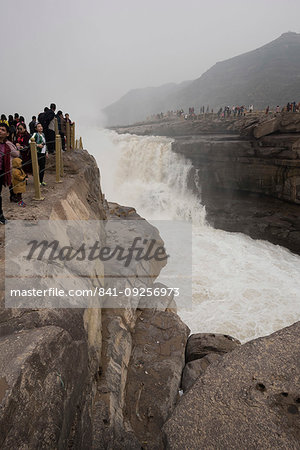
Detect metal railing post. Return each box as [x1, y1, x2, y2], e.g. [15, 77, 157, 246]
[66, 122, 71, 151]
[60, 143, 64, 178]
[55, 134, 62, 183]
[54, 117, 59, 136]
[72, 122, 76, 149]
[71, 123, 75, 149]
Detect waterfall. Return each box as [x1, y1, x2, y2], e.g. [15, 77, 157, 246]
[84, 127, 300, 343]
[110, 132, 206, 223]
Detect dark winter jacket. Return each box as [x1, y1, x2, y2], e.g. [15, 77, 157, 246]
[43, 109, 55, 130]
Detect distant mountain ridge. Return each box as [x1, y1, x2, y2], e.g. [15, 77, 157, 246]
[103, 32, 300, 126]
[103, 80, 192, 126]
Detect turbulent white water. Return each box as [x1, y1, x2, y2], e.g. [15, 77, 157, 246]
[84, 127, 300, 343]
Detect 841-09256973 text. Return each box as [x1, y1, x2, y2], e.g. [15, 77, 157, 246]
[97, 287, 179, 297]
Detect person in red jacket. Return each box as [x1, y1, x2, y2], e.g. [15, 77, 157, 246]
[0, 123, 12, 224]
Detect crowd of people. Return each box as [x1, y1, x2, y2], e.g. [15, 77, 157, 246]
[267, 101, 300, 114]
[0, 103, 73, 224]
[217, 105, 253, 118]
[148, 101, 300, 122]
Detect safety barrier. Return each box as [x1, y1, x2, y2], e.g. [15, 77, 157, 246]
[0, 114, 85, 203]
[25, 117, 84, 200]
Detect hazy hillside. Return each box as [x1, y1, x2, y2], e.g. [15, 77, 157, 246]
[103, 32, 300, 126]
[103, 80, 192, 126]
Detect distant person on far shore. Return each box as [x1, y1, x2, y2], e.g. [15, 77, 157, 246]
[276, 105, 280, 114]
[29, 116, 37, 135]
[265, 106, 269, 115]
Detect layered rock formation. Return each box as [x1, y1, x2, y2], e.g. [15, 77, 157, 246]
[0, 150, 189, 449]
[90, 204, 189, 449]
[0, 151, 106, 448]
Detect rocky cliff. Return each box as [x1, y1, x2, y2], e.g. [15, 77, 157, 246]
[0, 150, 189, 449]
[0, 147, 299, 449]
[114, 112, 300, 254]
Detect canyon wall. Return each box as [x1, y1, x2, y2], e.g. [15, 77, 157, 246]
[0, 151, 106, 448]
[172, 132, 300, 254]
[0, 150, 189, 449]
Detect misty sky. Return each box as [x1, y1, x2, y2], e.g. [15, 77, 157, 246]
[1, 0, 300, 124]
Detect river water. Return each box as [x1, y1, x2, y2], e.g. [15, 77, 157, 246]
[83, 127, 300, 343]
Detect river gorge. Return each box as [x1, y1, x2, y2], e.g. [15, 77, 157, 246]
[84, 126, 300, 343]
[1, 118, 299, 448]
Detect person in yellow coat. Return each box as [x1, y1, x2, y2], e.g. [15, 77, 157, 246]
[12, 157, 26, 207]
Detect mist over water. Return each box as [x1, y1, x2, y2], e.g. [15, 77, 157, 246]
[84, 127, 300, 343]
